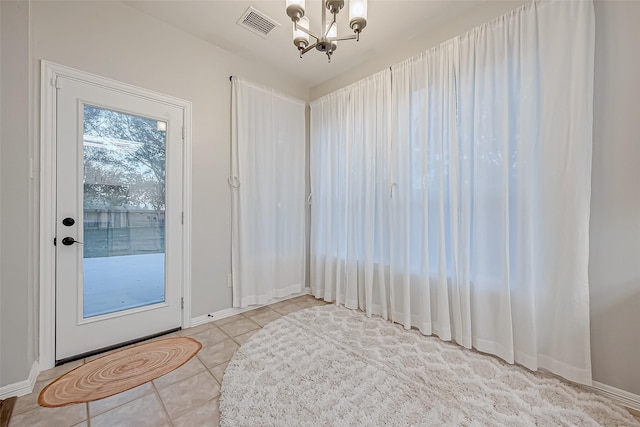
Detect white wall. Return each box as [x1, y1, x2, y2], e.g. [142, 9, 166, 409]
[310, 0, 640, 397]
[1, 0, 37, 388]
[590, 1, 640, 396]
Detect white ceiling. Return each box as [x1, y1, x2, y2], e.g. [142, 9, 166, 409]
[124, 1, 500, 89]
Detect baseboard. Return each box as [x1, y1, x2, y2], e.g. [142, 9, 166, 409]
[591, 381, 640, 412]
[0, 361, 39, 400]
[191, 287, 311, 327]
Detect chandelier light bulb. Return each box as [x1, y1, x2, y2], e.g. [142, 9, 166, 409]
[350, 1, 365, 17]
[349, 0, 368, 34]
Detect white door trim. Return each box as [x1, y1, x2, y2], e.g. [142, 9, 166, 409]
[39, 60, 192, 370]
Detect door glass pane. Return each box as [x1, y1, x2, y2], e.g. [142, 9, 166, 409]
[82, 105, 166, 318]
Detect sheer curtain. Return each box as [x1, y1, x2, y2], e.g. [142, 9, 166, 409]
[310, 71, 391, 318]
[310, 0, 594, 384]
[231, 77, 306, 307]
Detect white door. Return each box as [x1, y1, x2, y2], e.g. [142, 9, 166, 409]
[55, 76, 184, 361]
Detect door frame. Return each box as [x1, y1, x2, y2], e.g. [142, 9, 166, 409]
[39, 60, 193, 370]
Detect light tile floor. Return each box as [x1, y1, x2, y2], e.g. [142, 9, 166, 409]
[9, 294, 329, 427]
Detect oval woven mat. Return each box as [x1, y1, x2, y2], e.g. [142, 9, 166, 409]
[39, 337, 201, 407]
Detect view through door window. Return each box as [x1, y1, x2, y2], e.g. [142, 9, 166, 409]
[83, 105, 167, 318]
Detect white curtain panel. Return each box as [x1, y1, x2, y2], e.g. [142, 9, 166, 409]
[310, 0, 594, 384]
[310, 70, 391, 318]
[231, 78, 306, 307]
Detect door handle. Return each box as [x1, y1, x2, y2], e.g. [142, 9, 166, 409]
[61, 237, 83, 246]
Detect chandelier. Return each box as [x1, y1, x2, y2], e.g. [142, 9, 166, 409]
[285, 0, 368, 62]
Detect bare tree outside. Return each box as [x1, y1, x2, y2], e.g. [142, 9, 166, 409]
[83, 105, 166, 258]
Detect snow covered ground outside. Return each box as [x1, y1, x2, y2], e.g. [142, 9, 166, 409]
[83, 253, 165, 318]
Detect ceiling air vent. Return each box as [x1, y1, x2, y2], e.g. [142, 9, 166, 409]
[237, 7, 280, 39]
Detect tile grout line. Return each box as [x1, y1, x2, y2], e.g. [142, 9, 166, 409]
[203, 365, 221, 387]
[193, 316, 262, 347]
[187, 321, 234, 344]
[85, 385, 157, 420]
[150, 381, 174, 427]
[158, 368, 220, 423]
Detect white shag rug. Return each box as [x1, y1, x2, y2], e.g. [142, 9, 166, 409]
[220, 305, 639, 426]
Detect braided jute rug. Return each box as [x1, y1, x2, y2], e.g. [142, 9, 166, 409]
[39, 337, 201, 407]
[221, 305, 639, 426]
